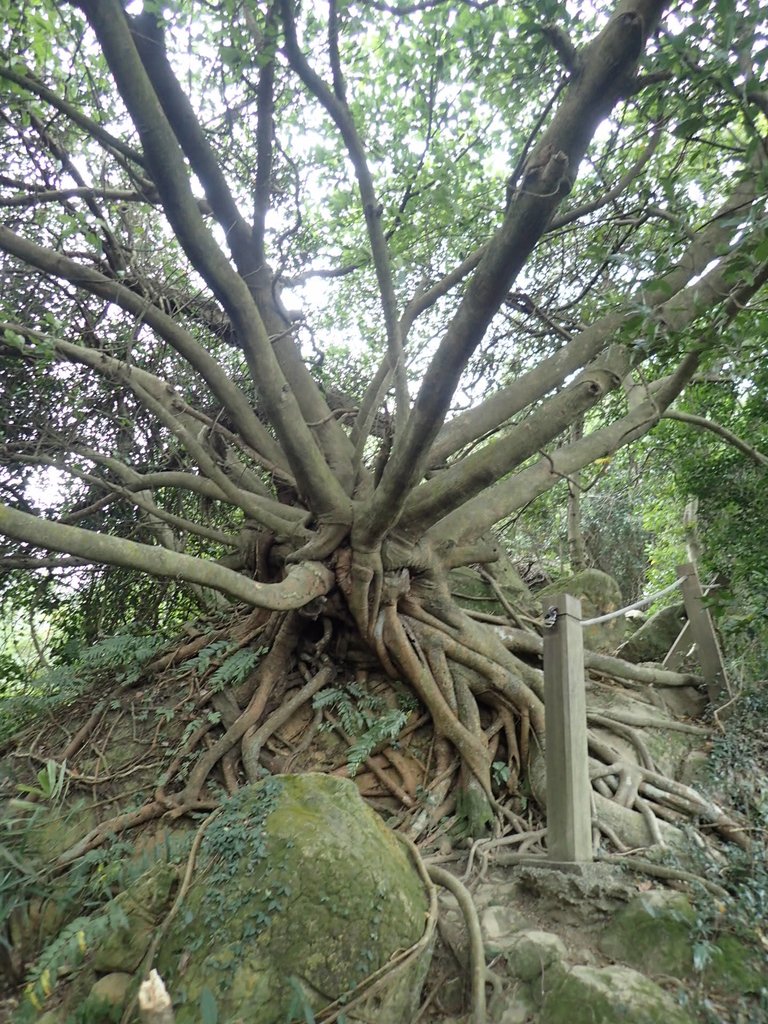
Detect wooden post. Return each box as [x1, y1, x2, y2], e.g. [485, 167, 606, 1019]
[676, 563, 729, 704]
[543, 594, 593, 864]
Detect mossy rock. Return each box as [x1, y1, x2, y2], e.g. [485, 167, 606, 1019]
[538, 963, 695, 1024]
[157, 774, 433, 1024]
[598, 891, 765, 995]
[618, 604, 686, 663]
[598, 891, 696, 977]
[539, 570, 625, 652]
[448, 566, 538, 620]
[503, 930, 567, 982]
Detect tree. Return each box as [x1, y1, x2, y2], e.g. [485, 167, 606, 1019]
[1, 0, 767, 837]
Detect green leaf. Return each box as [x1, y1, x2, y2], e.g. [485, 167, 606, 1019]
[200, 986, 218, 1024]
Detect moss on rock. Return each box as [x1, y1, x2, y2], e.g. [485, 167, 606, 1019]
[538, 963, 695, 1024]
[157, 774, 432, 1024]
[540, 570, 625, 652]
[598, 890, 765, 995]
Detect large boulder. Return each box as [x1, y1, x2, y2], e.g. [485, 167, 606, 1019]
[157, 774, 434, 1024]
[617, 603, 686, 663]
[539, 570, 625, 652]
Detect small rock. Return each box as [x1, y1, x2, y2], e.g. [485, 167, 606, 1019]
[492, 986, 536, 1023]
[89, 972, 133, 1006]
[539, 963, 695, 1023]
[480, 905, 528, 955]
[504, 930, 567, 982]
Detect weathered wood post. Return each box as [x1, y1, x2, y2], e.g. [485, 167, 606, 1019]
[542, 593, 593, 865]
[676, 562, 729, 704]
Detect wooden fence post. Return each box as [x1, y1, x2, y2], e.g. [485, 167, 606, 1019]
[676, 563, 729, 704]
[543, 593, 593, 864]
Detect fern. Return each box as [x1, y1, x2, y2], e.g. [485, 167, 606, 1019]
[346, 709, 409, 775]
[0, 628, 169, 743]
[182, 639, 232, 676]
[76, 629, 168, 685]
[208, 647, 263, 691]
[313, 681, 385, 735]
[313, 682, 415, 776]
[22, 903, 130, 1011]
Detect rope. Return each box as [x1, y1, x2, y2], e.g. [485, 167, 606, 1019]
[580, 577, 684, 627]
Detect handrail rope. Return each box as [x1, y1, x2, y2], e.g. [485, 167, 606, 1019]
[580, 577, 684, 627]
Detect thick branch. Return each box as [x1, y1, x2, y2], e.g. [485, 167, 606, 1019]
[428, 167, 762, 465]
[2, 447, 237, 551]
[356, 0, 668, 548]
[75, 0, 351, 519]
[429, 351, 701, 548]
[409, 214, 768, 531]
[0, 502, 333, 610]
[432, 247, 768, 546]
[0, 186, 150, 209]
[2, 325, 307, 540]
[128, 4, 355, 487]
[0, 226, 286, 471]
[280, 0, 410, 426]
[403, 354, 628, 534]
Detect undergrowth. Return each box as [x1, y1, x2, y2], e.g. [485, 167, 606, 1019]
[313, 679, 416, 775]
[0, 628, 171, 747]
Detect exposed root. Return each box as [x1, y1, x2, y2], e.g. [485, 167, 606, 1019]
[383, 606, 494, 820]
[174, 614, 298, 804]
[327, 711, 416, 807]
[461, 829, 548, 883]
[8, 569, 746, 919]
[598, 852, 730, 899]
[56, 800, 167, 867]
[240, 664, 335, 783]
[427, 864, 487, 1024]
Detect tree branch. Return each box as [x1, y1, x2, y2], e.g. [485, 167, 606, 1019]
[0, 65, 146, 167]
[427, 166, 763, 465]
[1, 447, 238, 551]
[0, 324, 309, 541]
[428, 350, 702, 549]
[74, 0, 352, 520]
[663, 409, 768, 468]
[428, 253, 768, 549]
[355, 0, 668, 549]
[0, 502, 334, 610]
[547, 128, 662, 231]
[127, 4, 355, 487]
[0, 225, 287, 472]
[537, 23, 581, 75]
[0, 186, 151, 209]
[280, 0, 410, 427]
[403, 350, 629, 534]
